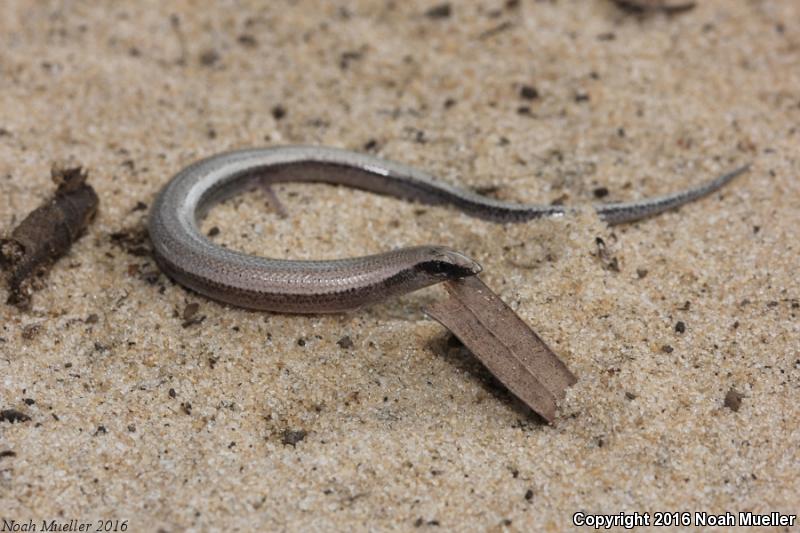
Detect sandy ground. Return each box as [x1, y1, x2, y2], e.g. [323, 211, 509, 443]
[0, 1, 798, 531]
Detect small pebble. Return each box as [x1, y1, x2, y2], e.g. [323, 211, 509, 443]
[337, 335, 354, 349]
[237, 34, 258, 48]
[199, 49, 220, 66]
[519, 85, 539, 100]
[724, 388, 743, 412]
[271, 105, 287, 121]
[281, 429, 307, 446]
[183, 303, 200, 321]
[425, 3, 451, 19]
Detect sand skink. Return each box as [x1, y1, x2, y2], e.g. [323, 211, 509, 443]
[148, 146, 747, 313]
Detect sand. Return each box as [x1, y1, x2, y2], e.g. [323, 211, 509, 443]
[1, 1, 798, 531]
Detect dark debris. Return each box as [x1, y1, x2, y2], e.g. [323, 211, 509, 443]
[109, 226, 150, 257]
[281, 429, 307, 447]
[519, 85, 539, 100]
[1, 409, 31, 423]
[724, 388, 743, 412]
[425, 3, 451, 19]
[1, 162, 98, 308]
[271, 105, 287, 121]
[612, 0, 696, 15]
[337, 335, 354, 349]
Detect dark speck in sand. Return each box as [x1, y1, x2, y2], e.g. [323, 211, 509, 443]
[724, 388, 743, 412]
[337, 335, 354, 349]
[0, 409, 31, 423]
[281, 429, 307, 447]
[425, 3, 451, 19]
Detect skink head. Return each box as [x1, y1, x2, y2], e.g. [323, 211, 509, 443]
[417, 247, 482, 280]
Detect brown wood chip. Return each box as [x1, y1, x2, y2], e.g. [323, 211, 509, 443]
[0, 162, 98, 308]
[425, 276, 576, 423]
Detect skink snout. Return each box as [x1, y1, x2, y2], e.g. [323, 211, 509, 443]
[419, 247, 482, 279]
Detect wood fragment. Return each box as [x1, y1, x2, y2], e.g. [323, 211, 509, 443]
[1, 162, 98, 308]
[425, 276, 576, 422]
